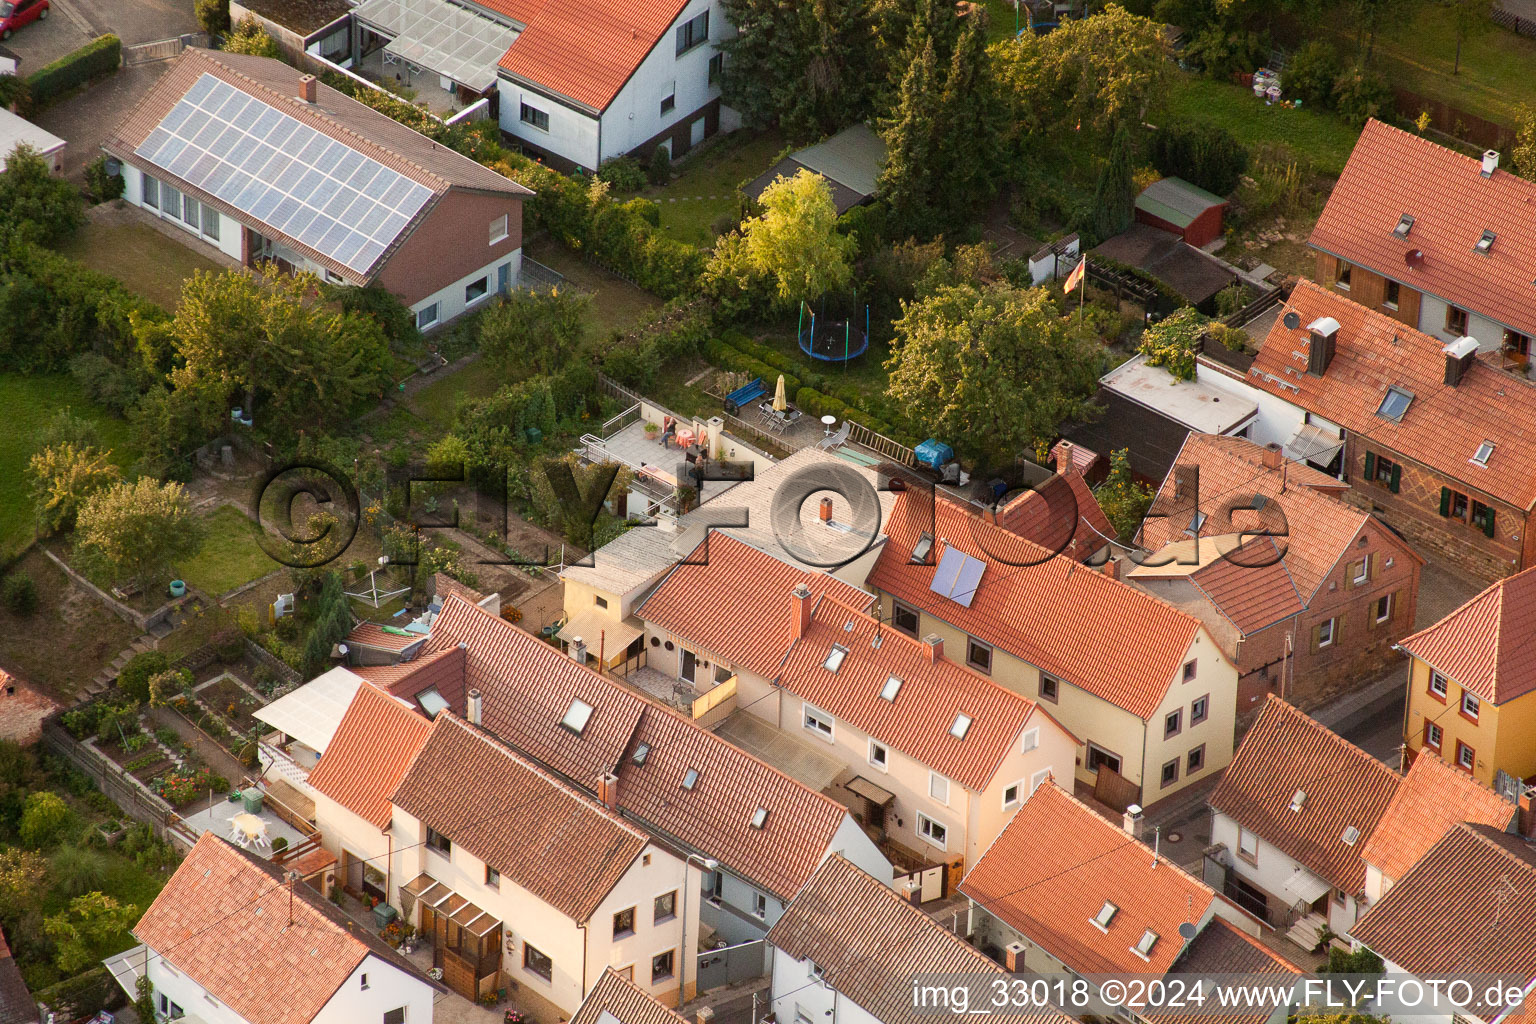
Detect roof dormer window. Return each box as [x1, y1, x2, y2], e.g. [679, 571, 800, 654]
[1472, 440, 1494, 466]
[1393, 213, 1414, 238]
[1375, 386, 1414, 422]
[561, 698, 594, 735]
[1092, 901, 1118, 930]
[1133, 930, 1159, 958]
[1475, 229, 1496, 255]
[824, 645, 848, 673]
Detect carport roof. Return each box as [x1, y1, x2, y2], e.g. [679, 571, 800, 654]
[354, 0, 521, 93]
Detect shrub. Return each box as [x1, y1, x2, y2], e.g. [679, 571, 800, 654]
[597, 157, 647, 192]
[19, 791, 76, 848]
[1285, 40, 1340, 109]
[221, 17, 280, 58]
[60, 705, 101, 740]
[271, 836, 289, 853]
[31, 965, 120, 1021]
[1, 572, 38, 615]
[1148, 119, 1249, 197]
[1184, 28, 1266, 82]
[194, 0, 231, 35]
[211, 628, 245, 663]
[117, 651, 168, 705]
[49, 845, 110, 897]
[69, 352, 141, 414]
[1333, 64, 1395, 126]
[146, 668, 190, 708]
[82, 156, 124, 205]
[647, 145, 671, 185]
[26, 35, 121, 111]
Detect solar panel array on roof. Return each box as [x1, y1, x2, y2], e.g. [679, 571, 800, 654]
[930, 545, 987, 608]
[134, 73, 435, 274]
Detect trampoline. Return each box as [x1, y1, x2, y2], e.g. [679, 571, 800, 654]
[797, 302, 870, 364]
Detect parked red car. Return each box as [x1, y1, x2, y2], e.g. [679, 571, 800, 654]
[0, 0, 49, 40]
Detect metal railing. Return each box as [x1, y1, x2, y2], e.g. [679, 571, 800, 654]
[600, 403, 642, 440]
[579, 434, 682, 526]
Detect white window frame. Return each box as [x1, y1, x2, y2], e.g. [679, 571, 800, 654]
[1003, 781, 1022, 809]
[929, 771, 949, 805]
[465, 276, 490, 306]
[1030, 767, 1051, 795]
[520, 102, 550, 132]
[752, 892, 768, 918]
[1425, 721, 1443, 749]
[868, 739, 889, 772]
[1457, 741, 1475, 770]
[490, 213, 509, 245]
[1238, 828, 1258, 861]
[802, 702, 834, 741]
[916, 812, 948, 850]
[1462, 691, 1481, 720]
[1430, 671, 1448, 698]
[1375, 594, 1392, 623]
[1317, 617, 1336, 648]
[416, 303, 439, 330]
[1021, 727, 1039, 753]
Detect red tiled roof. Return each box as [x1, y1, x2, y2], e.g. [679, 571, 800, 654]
[994, 470, 1115, 562]
[1249, 280, 1536, 511]
[498, 0, 691, 112]
[354, 645, 468, 710]
[1139, 433, 1400, 606]
[638, 534, 875, 681]
[0, 665, 59, 745]
[308, 684, 432, 830]
[433, 572, 487, 606]
[868, 492, 1204, 720]
[615, 700, 851, 901]
[1150, 919, 1300, 1024]
[1310, 118, 1536, 340]
[771, 855, 1076, 1024]
[1360, 752, 1515, 886]
[134, 834, 430, 1024]
[415, 595, 855, 901]
[1209, 697, 1400, 893]
[422, 596, 648, 785]
[959, 781, 1216, 976]
[1398, 565, 1536, 704]
[1353, 824, 1536, 1018]
[1188, 541, 1305, 634]
[347, 621, 427, 654]
[782, 595, 1044, 792]
[0, 924, 33, 1024]
[572, 969, 690, 1024]
[391, 713, 648, 923]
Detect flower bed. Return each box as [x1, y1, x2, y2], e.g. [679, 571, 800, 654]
[150, 766, 229, 808]
[196, 673, 265, 734]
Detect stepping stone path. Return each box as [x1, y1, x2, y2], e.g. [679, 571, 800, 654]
[84, 635, 158, 700]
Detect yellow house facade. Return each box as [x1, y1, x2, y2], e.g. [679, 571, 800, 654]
[1398, 565, 1536, 788]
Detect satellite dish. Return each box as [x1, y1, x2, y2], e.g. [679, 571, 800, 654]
[1178, 922, 1198, 940]
[1283, 311, 1300, 330]
[1406, 249, 1425, 269]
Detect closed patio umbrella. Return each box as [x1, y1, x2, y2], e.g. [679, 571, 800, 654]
[773, 374, 788, 412]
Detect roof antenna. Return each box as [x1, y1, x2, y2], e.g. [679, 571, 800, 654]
[286, 870, 300, 927]
[1152, 826, 1161, 868]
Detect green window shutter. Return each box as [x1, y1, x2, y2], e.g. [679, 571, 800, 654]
[1389, 464, 1401, 493]
[1439, 487, 1452, 517]
[1364, 451, 1376, 481]
[1485, 507, 1497, 539]
[1310, 624, 1322, 651]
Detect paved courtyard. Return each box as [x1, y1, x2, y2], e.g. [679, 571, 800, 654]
[5, 0, 196, 70]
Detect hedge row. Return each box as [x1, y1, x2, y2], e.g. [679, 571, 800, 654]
[719, 331, 909, 428]
[27, 34, 121, 110]
[34, 965, 122, 1020]
[705, 338, 802, 400]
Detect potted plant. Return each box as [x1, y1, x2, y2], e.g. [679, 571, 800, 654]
[644, 421, 660, 439]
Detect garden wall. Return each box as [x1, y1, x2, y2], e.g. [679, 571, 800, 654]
[37, 718, 195, 847]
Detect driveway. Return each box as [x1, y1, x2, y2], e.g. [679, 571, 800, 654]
[34, 60, 166, 181]
[6, 0, 195, 68]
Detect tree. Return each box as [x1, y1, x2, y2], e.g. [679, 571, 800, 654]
[117, 651, 169, 705]
[884, 283, 1100, 465]
[1094, 448, 1154, 542]
[1092, 125, 1136, 241]
[75, 478, 204, 597]
[0, 144, 85, 245]
[1344, 0, 1420, 60]
[1138, 306, 1211, 380]
[29, 442, 120, 535]
[222, 16, 281, 58]
[0, 849, 47, 929]
[1, 572, 37, 615]
[878, 32, 944, 236]
[1148, 119, 1249, 196]
[43, 892, 140, 974]
[1440, 0, 1492, 72]
[1514, 105, 1536, 181]
[19, 791, 75, 848]
[734, 169, 854, 305]
[152, 268, 391, 442]
[195, 0, 231, 35]
[718, 0, 878, 140]
[478, 288, 590, 377]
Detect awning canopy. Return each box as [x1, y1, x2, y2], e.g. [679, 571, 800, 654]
[353, 0, 519, 93]
[559, 611, 643, 667]
[1284, 423, 1345, 464]
[253, 666, 367, 754]
[845, 776, 896, 807]
[403, 872, 502, 937]
[1282, 867, 1332, 905]
[103, 944, 149, 1001]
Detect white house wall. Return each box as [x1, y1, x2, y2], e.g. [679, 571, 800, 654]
[310, 957, 436, 1024]
[1416, 292, 1505, 353]
[408, 249, 522, 328]
[124, 163, 244, 263]
[771, 953, 883, 1024]
[497, 83, 601, 171]
[597, 0, 722, 161]
[144, 950, 259, 1024]
[1210, 809, 1363, 937]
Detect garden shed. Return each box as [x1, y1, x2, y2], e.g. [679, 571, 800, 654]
[1134, 176, 1227, 247]
[746, 123, 888, 214]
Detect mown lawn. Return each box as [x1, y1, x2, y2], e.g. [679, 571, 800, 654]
[0, 375, 137, 563]
[52, 217, 223, 310]
[1161, 73, 1362, 177]
[641, 129, 788, 246]
[178, 505, 277, 597]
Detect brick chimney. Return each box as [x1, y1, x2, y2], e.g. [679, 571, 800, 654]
[1056, 442, 1074, 476]
[466, 687, 482, 726]
[818, 496, 833, 523]
[1103, 558, 1119, 580]
[792, 584, 813, 639]
[1519, 791, 1536, 838]
[1261, 443, 1283, 471]
[1444, 336, 1478, 386]
[1122, 803, 1145, 838]
[299, 74, 317, 103]
[922, 633, 943, 664]
[597, 771, 619, 810]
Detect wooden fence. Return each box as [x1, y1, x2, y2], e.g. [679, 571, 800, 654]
[39, 721, 198, 846]
[1394, 86, 1515, 151]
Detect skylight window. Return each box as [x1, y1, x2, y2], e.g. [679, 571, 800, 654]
[416, 686, 449, 719]
[880, 676, 902, 702]
[561, 698, 594, 735]
[824, 645, 848, 673]
[1093, 902, 1118, 929]
[1376, 386, 1414, 422]
[1475, 229, 1496, 255]
[750, 808, 769, 829]
[1393, 213, 1415, 238]
[950, 713, 972, 739]
[682, 768, 700, 790]
[1185, 511, 1207, 535]
[1341, 825, 1361, 846]
[1472, 440, 1495, 466]
[911, 533, 934, 564]
[1134, 930, 1159, 957]
[1290, 789, 1307, 813]
[632, 742, 651, 766]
